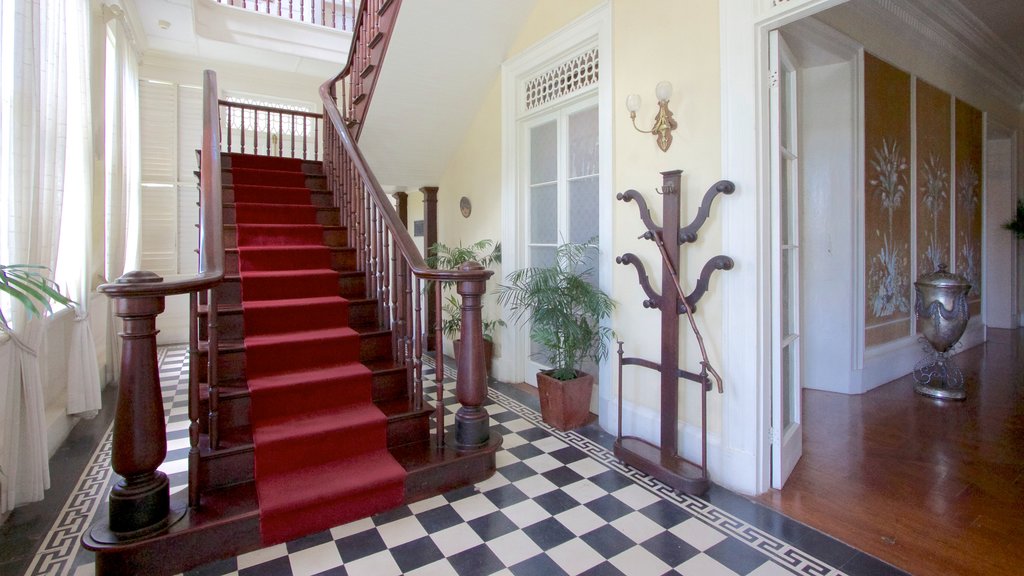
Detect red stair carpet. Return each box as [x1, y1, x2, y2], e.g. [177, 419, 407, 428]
[229, 154, 406, 545]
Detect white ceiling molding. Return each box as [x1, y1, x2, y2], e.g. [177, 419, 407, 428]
[869, 0, 1024, 108]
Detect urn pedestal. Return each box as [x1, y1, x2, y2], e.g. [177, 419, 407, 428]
[913, 264, 971, 400]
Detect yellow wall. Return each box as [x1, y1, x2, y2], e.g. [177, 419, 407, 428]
[435, 0, 727, 441]
[612, 0, 725, 440]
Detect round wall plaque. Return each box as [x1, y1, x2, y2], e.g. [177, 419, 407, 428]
[460, 196, 472, 218]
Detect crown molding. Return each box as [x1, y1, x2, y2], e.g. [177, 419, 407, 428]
[869, 0, 1024, 108]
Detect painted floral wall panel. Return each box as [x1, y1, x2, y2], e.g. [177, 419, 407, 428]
[915, 80, 951, 277]
[864, 53, 912, 347]
[954, 98, 983, 315]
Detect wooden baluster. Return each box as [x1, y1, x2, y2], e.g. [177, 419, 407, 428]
[207, 280, 220, 450]
[413, 277, 424, 413]
[265, 110, 270, 156]
[421, 187, 438, 350]
[277, 112, 282, 157]
[290, 115, 296, 158]
[188, 292, 200, 509]
[277, 0, 281, 17]
[433, 284, 444, 448]
[93, 272, 185, 541]
[240, 108, 246, 153]
[253, 109, 259, 155]
[314, 117, 319, 161]
[299, 114, 307, 158]
[225, 104, 233, 153]
[300, 0, 305, 23]
[454, 263, 493, 450]
[383, 227, 392, 333]
[375, 210, 385, 327]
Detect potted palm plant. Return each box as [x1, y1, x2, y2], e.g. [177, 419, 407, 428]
[427, 240, 504, 374]
[0, 264, 73, 336]
[497, 241, 614, 431]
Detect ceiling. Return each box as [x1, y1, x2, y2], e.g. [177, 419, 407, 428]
[123, 0, 348, 78]
[957, 0, 1024, 65]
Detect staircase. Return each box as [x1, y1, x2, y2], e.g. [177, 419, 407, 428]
[84, 0, 502, 572]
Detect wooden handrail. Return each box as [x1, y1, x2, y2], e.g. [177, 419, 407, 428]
[93, 70, 223, 538]
[319, 0, 494, 450]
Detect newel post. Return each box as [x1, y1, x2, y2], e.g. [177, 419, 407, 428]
[454, 262, 494, 450]
[90, 271, 184, 543]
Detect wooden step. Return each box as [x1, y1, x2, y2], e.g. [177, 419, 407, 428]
[197, 302, 384, 340]
[222, 187, 335, 209]
[221, 153, 324, 176]
[222, 204, 340, 227]
[208, 272, 366, 306]
[198, 398, 434, 491]
[222, 246, 357, 274]
[221, 224, 347, 249]
[85, 437, 500, 576]
[221, 172, 326, 191]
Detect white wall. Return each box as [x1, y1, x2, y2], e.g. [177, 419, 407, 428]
[985, 136, 1016, 328]
[798, 57, 859, 393]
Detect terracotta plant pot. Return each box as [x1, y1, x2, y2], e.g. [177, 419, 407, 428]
[536, 371, 594, 431]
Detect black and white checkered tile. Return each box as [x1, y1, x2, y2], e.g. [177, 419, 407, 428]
[26, 348, 848, 576]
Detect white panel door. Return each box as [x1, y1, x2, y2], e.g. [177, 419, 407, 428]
[770, 30, 803, 489]
[522, 99, 600, 385]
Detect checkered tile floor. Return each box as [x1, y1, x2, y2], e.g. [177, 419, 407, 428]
[23, 347, 867, 576]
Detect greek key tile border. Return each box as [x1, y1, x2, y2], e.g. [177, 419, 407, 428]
[428, 358, 847, 576]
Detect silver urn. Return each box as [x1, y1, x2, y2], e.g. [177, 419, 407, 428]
[913, 264, 970, 400]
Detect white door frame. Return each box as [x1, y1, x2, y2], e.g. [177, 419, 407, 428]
[720, 0, 849, 495]
[498, 4, 613, 415]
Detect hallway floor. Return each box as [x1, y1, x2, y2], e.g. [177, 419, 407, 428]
[4, 347, 911, 576]
[758, 328, 1024, 576]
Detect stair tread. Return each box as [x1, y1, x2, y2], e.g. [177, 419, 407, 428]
[246, 326, 360, 348]
[256, 404, 385, 444]
[244, 296, 349, 309]
[256, 452, 405, 514]
[248, 363, 372, 393]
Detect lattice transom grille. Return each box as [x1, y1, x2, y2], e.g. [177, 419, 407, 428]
[524, 47, 599, 110]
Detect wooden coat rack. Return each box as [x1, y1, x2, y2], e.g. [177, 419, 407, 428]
[615, 170, 733, 495]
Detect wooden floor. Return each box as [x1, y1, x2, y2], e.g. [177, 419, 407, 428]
[756, 328, 1024, 576]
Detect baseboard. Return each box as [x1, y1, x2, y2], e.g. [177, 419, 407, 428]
[855, 318, 986, 394]
[610, 397, 723, 483]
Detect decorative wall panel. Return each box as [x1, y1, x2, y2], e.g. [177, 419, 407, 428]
[954, 98, 983, 315]
[864, 53, 912, 347]
[915, 80, 951, 277]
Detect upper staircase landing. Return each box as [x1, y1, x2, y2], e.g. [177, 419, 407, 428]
[128, 0, 351, 78]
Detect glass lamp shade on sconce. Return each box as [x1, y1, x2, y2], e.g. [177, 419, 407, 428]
[626, 82, 677, 152]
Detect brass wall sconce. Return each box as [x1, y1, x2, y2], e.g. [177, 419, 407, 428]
[626, 81, 677, 152]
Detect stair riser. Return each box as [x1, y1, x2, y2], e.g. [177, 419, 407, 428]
[224, 206, 340, 227]
[208, 276, 365, 306]
[197, 332, 389, 382]
[222, 156, 324, 176]
[200, 413, 429, 491]
[255, 422, 387, 477]
[223, 188, 333, 208]
[223, 227, 347, 249]
[222, 173, 326, 191]
[198, 368, 408, 436]
[223, 249, 356, 274]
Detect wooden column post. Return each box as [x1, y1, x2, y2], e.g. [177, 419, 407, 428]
[90, 271, 184, 543]
[421, 186, 439, 351]
[454, 262, 494, 449]
[393, 190, 408, 227]
[660, 170, 682, 459]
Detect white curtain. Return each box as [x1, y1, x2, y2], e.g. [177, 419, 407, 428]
[0, 321, 49, 513]
[59, 0, 101, 418]
[103, 14, 141, 384]
[0, 0, 99, 513]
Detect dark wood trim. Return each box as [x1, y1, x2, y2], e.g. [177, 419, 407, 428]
[393, 190, 408, 227]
